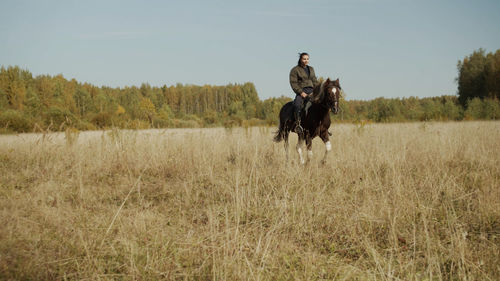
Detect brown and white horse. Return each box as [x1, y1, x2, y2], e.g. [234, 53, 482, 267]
[274, 78, 341, 164]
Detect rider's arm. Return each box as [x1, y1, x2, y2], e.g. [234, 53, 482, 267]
[289, 67, 303, 95]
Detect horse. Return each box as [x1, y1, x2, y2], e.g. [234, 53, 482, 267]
[274, 78, 341, 164]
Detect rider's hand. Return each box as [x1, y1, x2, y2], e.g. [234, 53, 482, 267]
[300, 92, 308, 98]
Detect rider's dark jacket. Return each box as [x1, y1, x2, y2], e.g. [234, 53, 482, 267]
[289, 65, 318, 95]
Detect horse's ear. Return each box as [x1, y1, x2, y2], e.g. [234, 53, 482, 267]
[326, 78, 331, 84]
[334, 78, 339, 86]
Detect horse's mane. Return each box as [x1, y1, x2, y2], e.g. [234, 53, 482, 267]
[311, 80, 327, 103]
[311, 79, 342, 103]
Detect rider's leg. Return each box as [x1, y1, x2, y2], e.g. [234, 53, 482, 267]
[293, 95, 304, 134]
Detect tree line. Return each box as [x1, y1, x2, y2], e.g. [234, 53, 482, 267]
[0, 65, 291, 132]
[1, 49, 499, 133]
[333, 95, 498, 123]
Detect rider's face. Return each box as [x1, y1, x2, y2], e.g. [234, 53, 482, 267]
[300, 55, 309, 66]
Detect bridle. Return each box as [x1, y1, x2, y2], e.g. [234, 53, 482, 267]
[312, 81, 340, 113]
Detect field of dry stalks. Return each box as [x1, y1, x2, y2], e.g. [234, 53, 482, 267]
[0, 121, 499, 280]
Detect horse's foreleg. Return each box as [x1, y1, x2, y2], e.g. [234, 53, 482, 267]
[282, 128, 290, 161]
[320, 129, 332, 164]
[284, 139, 289, 161]
[321, 140, 332, 164]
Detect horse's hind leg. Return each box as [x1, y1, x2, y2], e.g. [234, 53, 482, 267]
[296, 136, 306, 165]
[284, 131, 290, 161]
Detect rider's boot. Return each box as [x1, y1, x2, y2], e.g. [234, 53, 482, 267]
[294, 108, 303, 135]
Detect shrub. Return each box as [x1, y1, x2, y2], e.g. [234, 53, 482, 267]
[152, 117, 173, 128]
[442, 100, 462, 120]
[483, 98, 500, 119]
[43, 106, 78, 130]
[203, 110, 218, 125]
[90, 112, 113, 128]
[244, 118, 266, 127]
[0, 110, 33, 132]
[74, 120, 96, 131]
[173, 119, 200, 128]
[127, 119, 150, 130]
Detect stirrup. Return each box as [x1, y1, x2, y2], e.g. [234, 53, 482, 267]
[295, 123, 303, 134]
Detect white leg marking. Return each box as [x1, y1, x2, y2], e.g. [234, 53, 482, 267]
[297, 147, 305, 164]
[307, 150, 313, 159]
[325, 141, 332, 151]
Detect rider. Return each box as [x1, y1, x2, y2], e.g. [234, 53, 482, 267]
[289, 52, 318, 134]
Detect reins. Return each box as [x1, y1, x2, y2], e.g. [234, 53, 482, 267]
[312, 82, 340, 111]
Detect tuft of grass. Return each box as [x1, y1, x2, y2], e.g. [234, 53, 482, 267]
[0, 122, 499, 280]
[64, 127, 80, 146]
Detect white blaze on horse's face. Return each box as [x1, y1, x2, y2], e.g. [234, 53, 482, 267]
[331, 87, 339, 114]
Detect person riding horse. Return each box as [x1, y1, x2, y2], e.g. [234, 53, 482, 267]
[275, 77, 342, 164]
[289, 52, 319, 134]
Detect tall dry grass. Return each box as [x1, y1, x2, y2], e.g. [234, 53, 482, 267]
[0, 122, 499, 280]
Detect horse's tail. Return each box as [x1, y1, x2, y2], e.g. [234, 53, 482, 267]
[273, 122, 285, 142]
[273, 102, 292, 143]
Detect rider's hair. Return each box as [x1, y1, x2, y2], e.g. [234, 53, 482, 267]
[297, 52, 309, 66]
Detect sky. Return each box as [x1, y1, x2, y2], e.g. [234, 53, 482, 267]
[1, 0, 499, 100]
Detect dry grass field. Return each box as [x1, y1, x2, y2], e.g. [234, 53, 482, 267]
[0, 121, 499, 280]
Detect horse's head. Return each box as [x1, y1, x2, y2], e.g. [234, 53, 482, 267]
[312, 78, 341, 114]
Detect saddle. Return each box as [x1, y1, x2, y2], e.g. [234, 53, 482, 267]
[291, 98, 312, 122]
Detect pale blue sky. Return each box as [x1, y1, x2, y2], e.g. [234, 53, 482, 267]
[1, 0, 499, 100]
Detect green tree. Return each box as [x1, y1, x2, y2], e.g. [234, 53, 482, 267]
[139, 97, 156, 124]
[36, 75, 55, 108]
[482, 98, 500, 119]
[157, 103, 173, 121]
[401, 97, 423, 121]
[485, 50, 500, 100]
[368, 98, 401, 122]
[119, 87, 141, 119]
[457, 49, 500, 106]
[464, 98, 483, 120]
[73, 87, 93, 116]
[442, 99, 462, 120]
[24, 87, 42, 118]
[420, 99, 441, 121]
[0, 66, 28, 110]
